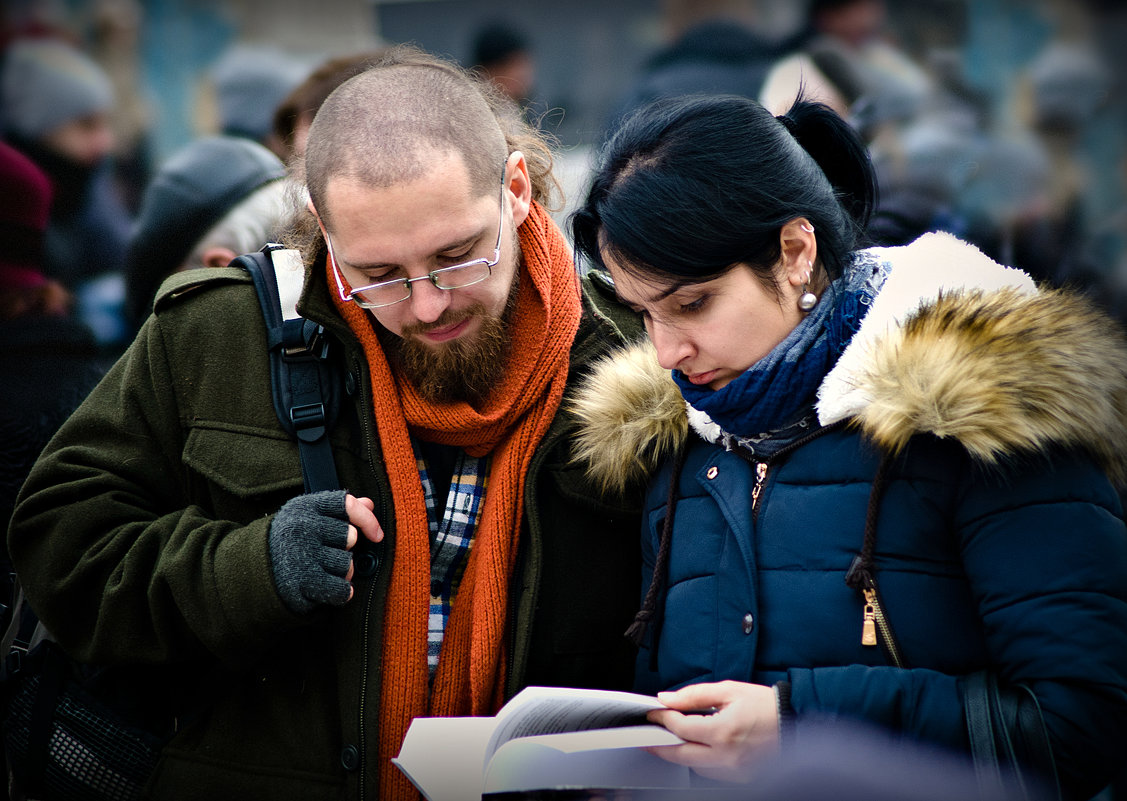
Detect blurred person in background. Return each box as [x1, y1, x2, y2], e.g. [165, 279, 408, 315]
[272, 50, 388, 173]
[209, 42, 314, 160]
[1004, 40, 1112, 290]
[1089, 155, 1127, 327]
[87, 0, 154, 216]
[608, 0, 791, 133]
[0, 34, 133, 351]
[469, 21, 537, 110]
[123, 134, 289, 334]
[758, 0, 931, 121]
[0, 142, 108, 627]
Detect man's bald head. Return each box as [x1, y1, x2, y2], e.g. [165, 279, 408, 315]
[305, 48, 508, 227]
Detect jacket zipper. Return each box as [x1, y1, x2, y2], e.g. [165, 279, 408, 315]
[747, 419, 846, 522]
[750, 462, 769, 511]
[862, 584, 904, 668]
[350, 354, 387, 798]
[357, 579, 377, 799]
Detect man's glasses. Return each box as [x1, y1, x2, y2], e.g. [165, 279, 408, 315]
[327, 170, 507, 310]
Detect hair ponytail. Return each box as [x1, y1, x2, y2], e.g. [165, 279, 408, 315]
[777, 96, 877, 232]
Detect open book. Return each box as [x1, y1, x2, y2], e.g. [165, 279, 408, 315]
[393, 686, 691, 800]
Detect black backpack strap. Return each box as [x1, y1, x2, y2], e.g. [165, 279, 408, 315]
[1, 583, 40, 684]
[234, 244, 341, 493]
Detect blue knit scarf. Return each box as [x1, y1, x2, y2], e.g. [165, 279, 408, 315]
[674, 252, 887, 438]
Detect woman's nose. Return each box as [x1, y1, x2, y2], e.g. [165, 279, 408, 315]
[648, 318, 692, 371]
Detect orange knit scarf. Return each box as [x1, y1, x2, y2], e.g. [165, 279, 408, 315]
[329, 201, 581, 800]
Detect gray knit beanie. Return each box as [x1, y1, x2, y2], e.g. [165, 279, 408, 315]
[0, 38, 114, 141]
[211, 44, 311, 142]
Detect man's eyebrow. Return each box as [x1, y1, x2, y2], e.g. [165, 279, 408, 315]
[342, 228, 487, 273]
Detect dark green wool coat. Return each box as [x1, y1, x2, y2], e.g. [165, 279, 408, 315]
[7, 259, 644, 799]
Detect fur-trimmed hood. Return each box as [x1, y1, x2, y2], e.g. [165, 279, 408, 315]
[570, 232, 1127, 493]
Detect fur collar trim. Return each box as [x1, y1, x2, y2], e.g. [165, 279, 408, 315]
[570, 233, 1127, 492]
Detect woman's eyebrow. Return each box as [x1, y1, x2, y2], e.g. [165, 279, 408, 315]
[648, 279, 692, 303]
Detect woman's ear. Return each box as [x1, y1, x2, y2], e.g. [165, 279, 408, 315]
[505, 150, 533, 228]
[779, 217, 818, 288]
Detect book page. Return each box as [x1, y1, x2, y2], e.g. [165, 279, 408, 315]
[486, 686, 669, 760]
[482, 726, 689, 794]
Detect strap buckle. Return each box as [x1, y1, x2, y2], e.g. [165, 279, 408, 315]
[282, 319, 328, 360]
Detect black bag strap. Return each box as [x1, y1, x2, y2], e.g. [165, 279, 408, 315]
[963, 671, 1062, 801]
[1, 584, 41, 684]
[23, 642, 67, 792]
[234, 244, 341, 493]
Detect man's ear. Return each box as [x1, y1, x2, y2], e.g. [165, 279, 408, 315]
[505, 150, 533, 227]
[308, 198, 328, 238]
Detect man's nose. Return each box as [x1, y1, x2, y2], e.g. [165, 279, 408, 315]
[407, 276, 451, 324]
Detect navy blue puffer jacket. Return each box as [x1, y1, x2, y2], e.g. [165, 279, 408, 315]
[571, 234, 1127, 801]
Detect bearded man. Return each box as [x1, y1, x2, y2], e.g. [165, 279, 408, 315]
[8, 46, 644, 800]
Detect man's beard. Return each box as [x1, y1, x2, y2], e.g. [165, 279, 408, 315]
[382, 256, 521, 406]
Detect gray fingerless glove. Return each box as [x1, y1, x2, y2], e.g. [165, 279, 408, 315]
[268, 489, 353, 614]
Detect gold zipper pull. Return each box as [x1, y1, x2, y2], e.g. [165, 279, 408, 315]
[861, 588, 878, 646]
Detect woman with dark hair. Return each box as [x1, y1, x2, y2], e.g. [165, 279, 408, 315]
[570, 93, 1127, 800]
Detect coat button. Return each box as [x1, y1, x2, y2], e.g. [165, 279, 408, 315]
[355, 550, 378, 578]
[345, 371, 358, 396]
[706, 466, 719, 480]
[341, 744, 360, 771]
[742, 613, 754, 634]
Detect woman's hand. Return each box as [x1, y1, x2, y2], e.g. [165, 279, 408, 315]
[646, 680, 779, 783]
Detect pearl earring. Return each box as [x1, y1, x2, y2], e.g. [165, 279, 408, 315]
[798, 260, 817, 312]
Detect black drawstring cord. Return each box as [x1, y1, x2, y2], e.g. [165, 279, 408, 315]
[845, 450, 893, 592]
[625, 442, 688, 664]
[844, 449, 908, 668]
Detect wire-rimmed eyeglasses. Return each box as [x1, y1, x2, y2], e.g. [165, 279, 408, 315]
[327, 170, 507, 310]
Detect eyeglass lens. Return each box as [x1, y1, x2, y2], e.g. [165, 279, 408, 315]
[352, 261, 493, 307]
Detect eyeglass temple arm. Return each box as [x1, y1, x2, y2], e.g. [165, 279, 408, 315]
[324, 234, 354, 303]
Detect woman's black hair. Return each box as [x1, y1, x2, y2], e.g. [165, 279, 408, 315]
[571, 92, 877, 291]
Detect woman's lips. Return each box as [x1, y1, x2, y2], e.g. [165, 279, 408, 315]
[684, 369, 717, 386]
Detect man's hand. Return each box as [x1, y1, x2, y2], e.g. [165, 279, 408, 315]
[268, 490, 384, 613]
[645, 680, 779, 783]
